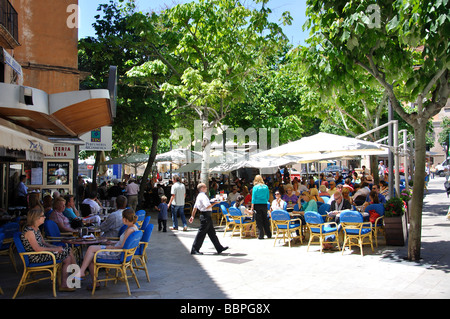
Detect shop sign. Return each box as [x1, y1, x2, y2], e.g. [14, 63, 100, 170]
[79, 126, 112, 151]
[45, 144, 75, 159]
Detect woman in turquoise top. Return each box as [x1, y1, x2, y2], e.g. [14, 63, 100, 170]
[300, 191, 318, 212]
[251, 175, 271, 239]
[296, 190, 318, 238]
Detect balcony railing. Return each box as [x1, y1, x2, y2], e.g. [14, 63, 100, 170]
[0, 0, 18, 44]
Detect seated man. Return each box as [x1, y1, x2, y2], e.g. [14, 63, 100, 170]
[100, 195, 127, 238]
[352, 182, 371, 206]
[227, 186, 240, 204]
[330, 191, 352, 212]
[82, 189, 102, 215]
[365, 184, 386, 204]
[81, 189, 102, 225]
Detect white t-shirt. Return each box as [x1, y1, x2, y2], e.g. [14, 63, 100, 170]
[171, 182, 186, 206]
[82, 198, 101, 215]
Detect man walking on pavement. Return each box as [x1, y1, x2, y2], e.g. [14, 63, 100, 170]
[168, 175, 188, 231]
[189, 183, 228, 255]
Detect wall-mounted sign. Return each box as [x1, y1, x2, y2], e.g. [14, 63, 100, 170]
[44, 144, 75, 159]
[79, 126, 112, 151]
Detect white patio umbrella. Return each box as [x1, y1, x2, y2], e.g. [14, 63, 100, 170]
[155, 149, 201, 163]
[252, 132, 388, 162]
[209, 155, 297, 174]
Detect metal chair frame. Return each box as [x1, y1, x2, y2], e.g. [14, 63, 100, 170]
[92, 230, 143, 296]
[271, 210, 302, 247]
[12, 233, 62, 299]
[341, 211, 374, 256]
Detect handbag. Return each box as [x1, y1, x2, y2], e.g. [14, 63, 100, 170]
[369, 210, 380, 224]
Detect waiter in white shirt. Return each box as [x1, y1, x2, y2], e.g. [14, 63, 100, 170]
[189, 183, 228, 255]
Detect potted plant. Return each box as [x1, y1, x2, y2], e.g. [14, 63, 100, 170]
[400, 188, 413, 220]
[383, 197, 408, 246]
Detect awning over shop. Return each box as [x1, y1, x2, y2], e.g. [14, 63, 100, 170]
[0, 83, 112, 138]
[0, 119, 53, 156]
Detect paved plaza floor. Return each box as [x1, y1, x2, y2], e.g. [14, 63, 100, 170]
[1, 176, 449, 303]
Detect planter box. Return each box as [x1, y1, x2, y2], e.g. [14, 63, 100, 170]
[384, 214, 408, 246]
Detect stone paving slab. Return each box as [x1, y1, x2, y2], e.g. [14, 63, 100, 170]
[1, 176, 449, 302]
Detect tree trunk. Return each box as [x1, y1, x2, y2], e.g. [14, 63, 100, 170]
[407, 122, 427, 261]
[92, 150, 102, 189]
[200, 122, 213, 189]
[138, 132, 159, 205]
[370, 155, 379, 184]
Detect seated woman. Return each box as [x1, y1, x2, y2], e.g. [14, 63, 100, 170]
[234, 195, 255, 237]
[309, 187, 324, 203]
[282, 184, 298, 211]
[42, 195, 53, 215]
[21, 208, 77, 292]
[234, 195, 253, 216]
[298, 191, 318, 214]
[341, 187, 353, 205]
[63, 194, 84, 228]
[362, 190, 380, 210]
[307, 177, 317, 190]
[49, 196, 77, 233]
[76, 209, 139, 286]
[271, 191, 286, 211]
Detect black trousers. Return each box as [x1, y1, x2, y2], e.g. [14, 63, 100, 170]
[192, 211, 224, 253]
[253, 204, 271, 239]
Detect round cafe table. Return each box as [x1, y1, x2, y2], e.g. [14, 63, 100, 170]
[62, 237, 114, 263]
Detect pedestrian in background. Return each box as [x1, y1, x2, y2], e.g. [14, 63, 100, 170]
[251, 175, 271, 239]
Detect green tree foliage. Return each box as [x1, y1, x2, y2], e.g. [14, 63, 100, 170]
[126, 0, 291, 186]
[79, 0, 175, 198]
[300, 0, 449, 261]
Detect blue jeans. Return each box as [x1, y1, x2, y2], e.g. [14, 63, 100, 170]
[171, 205, 187, 229]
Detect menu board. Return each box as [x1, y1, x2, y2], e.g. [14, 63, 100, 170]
[31, 167, 43, 185]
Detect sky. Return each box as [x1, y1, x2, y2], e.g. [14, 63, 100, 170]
[78, 0, 309, 46]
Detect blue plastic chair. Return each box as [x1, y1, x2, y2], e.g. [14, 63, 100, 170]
[318, 203, 330, 220]
[43, 220, 70, 246]
[92, 230, 143, 296]
[219, 202, 230, 226]
[118, 224, 128, 237]
[340, 211, 374, 256]
[227, 207, 256, 238]
[0, 232, 4, 295]
[271, 210, 302, 247]
[133, 224, 154, 282]
[365, 203, 385, 247]
[220, 204, 235, 236]
[12, 232, 62, 299]
[140, 216, 151, 231]
[0, 222, 20, 272]
[135, 210, 146, 227]
[304, 211, 340, 253]
[320, 196, 330, 203]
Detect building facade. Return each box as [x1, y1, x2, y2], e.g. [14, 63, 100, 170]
[0, 0, 112, 212]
